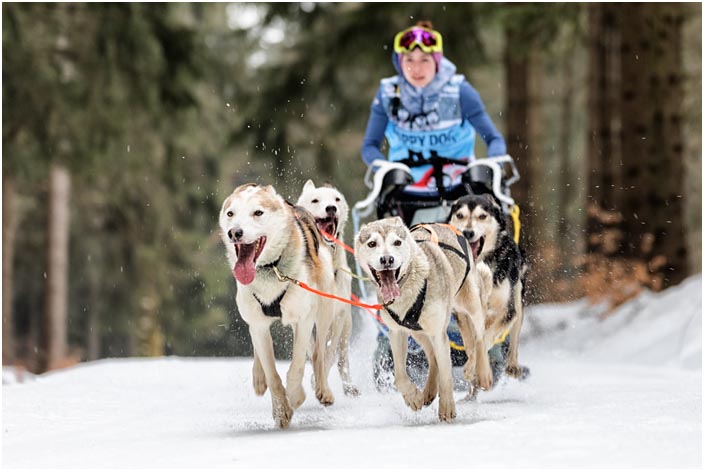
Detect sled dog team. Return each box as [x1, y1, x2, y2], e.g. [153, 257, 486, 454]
[219, 181, 527, 428]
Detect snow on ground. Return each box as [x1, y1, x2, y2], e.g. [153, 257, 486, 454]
[2, 275, 702, 469]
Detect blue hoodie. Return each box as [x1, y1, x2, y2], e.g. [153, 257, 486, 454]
[361, 54, 506, 181]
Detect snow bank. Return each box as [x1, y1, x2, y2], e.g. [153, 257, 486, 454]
[522, 274, 702, 370]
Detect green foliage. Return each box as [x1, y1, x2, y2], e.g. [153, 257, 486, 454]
[3, 3, 699, 362]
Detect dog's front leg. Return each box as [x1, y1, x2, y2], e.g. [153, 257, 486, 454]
[428, 330, 456, 422]
[410, 332, 437, 407]
[505, 283, 527, 378]
[286, 314, 315, 409]
[458, 299, 493, 391]
[312, 299, 335, 406]
[389, 328, 423, 411]
[323, 311, 344, 385]
[337, 309, 360, 397]
[252, 351, 267, 396]
[249, 324, 293, 429]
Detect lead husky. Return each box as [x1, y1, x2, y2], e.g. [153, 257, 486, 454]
[219, 184, 337, 428]
[355, 217, 491, 421]
[449, 194, 529, 379]
[297, 180, 360, 397]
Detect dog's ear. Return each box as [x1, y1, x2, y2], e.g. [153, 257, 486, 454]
[302, 180, 316, 193]
[261, 185, 277, 195]
[355, 226, 371, 245]
[483, 193, 501, 209]
[233, 182, 257, 195]
[389, 216, 405, 227]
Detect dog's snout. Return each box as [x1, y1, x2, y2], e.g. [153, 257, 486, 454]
[325, 205, 337, 215]
[379, 255, 394, 268]
[228, 227, 244, 242]
[464, 229, 475, 240]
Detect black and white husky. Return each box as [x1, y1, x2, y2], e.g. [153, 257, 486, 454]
[449, 194, 529, 379]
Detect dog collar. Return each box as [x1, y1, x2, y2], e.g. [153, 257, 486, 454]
[258, 256, 282, 271]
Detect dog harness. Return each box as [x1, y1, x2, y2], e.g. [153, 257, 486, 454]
[411, 224, 472, 293]
[253, 290, 287, 318]
[248, 255, 288, 317]
[383, 280, 427, 331]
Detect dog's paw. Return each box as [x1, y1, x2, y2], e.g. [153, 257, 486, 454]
[316, 387, 335, 406]
[461, 385, 479, 402]
[438, 397, 456, 422]
[422, 383, 438, 407]
[463, 361, 477, 383]
[288, 386, 306, 409]
[272, 397, 293, 429]
[505, 364, 531, 380]
[402, 388, 424, 411]
[476, 369, 493, 391]
[343, 383, 361, 397]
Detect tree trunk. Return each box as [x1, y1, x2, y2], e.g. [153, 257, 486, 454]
[619, 3, 688, 288]
[505, 27, 532, 220]
[86, 284, 101, 361]
[556, 36, 577, 276]
[505, 26, 551, 302]
[3, 174, 18, 365]
[38, 164, 71, 372]
[586, 3, 624, 257]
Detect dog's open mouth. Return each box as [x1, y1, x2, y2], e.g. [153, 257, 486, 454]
[315, 216, 338, 242]
[233, 236, 267, 285]
[369, 266, 401, 304]
[469, 236, 485, 262]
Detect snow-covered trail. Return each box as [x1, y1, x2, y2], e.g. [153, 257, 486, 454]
[2, 276, 702, 468]
[2, 349, 700, 468]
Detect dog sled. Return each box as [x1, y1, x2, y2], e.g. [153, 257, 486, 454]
[351, 152, 523, 391]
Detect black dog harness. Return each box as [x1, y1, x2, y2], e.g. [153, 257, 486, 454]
[384, 280, 427, 331]
[251, 256, 287, 318]
[411, 224, 472, 293]
[253, 290, 287, 318]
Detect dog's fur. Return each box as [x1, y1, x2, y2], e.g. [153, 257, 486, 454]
[296, 180, 359, 397]
[449, 194, 528, 379]
[219, 184, 337, 428]
[355, 217, 491, 421]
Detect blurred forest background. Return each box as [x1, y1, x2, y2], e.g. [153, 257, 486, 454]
[3, 3, 701, 373]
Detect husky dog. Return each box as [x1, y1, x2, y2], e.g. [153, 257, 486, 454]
[449, 194, 529, 379]
[355, 217, 491, 421]
[219, 184, 337, 428]
[297, 180, 360, 397]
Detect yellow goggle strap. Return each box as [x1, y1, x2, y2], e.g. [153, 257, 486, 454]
[510, 204, 521, 244]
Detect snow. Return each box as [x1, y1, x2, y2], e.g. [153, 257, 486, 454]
[3, 275, 702, 468]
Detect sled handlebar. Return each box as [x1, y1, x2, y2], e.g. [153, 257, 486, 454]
[354, 154, 520, 213]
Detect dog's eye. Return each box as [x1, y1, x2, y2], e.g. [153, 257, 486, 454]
[367, 241, 377, 248]
[335, 197, 340, 202]
[456, 213, 464, 220]
[393, 240, 402, 247]
[226, 211, 234, 217]
[478, 214, 487, 220]
[253, 210, 264, 217]
[311, 199, 319, 204]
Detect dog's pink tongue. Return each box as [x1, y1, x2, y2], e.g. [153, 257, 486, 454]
[233, 244, 257, 285]
[378, 270, 400, 304]
[470, 242, 480, 262]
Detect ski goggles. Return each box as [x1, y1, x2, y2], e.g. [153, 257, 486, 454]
[393, 26, 443, 54]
